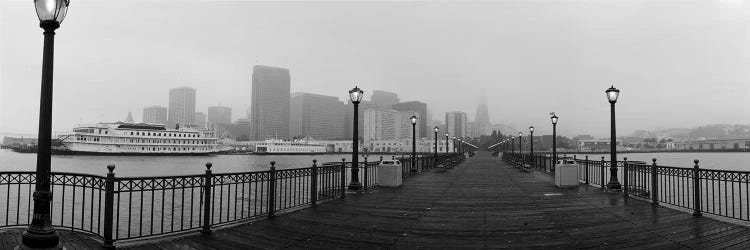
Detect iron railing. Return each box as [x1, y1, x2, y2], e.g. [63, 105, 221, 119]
[0, 153, 464, 248]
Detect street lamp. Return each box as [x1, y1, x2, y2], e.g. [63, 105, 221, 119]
[410, 115, 418, 172]
[348, 86, 364, 191]
[452, 136, 457, 153]
[458, 138, 463, 155]
[551, 113, 558, 167]
[529, 126, 534, 166]
[606, 85, 621, 190]
[24, 0, 70, 248]
[511, 136, 515, 154]
[445, 133, 449, 154]
[433, 126, 439, 158]
[518, 132, 523, 154]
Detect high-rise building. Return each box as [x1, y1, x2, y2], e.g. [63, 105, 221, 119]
[344, 100, 374, 140]
[363, 109, 419, 142]
[168, 87, 196, 129]
[371, 90, 399, 110]
[445, 111, 468, 138]
[475, 102, 491, 136]
[290, 92, 345, 140]
[194, 112, 207, 129]
[250, 65, 290, 140]
[143, 105, 167, 125]
[125, 112, 134, 123]
[393, 101, 427, 138]
[207, 105, 232, 130]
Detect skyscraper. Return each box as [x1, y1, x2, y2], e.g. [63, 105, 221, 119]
[207, 105, 232, 130]
[371, 90, 399, 110]
[363, 109, 419, 142]
[125, 112, 134, 123]
[445, 111, 468, 138]
[393, 101, 427, 138]
[194, 112, 207, 129]
[250, 65, 290, 140]
[290, 92, 345, 140]
[143, 105, 168, 125]
[168, 87, 196, 129]
[475, 101, 491, 136]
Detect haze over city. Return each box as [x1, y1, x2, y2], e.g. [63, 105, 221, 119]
[2, 0, 750, 138]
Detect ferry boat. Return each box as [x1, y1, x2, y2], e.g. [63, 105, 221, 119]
[55, 122, 220, 155]
[254, 139, 327, 155]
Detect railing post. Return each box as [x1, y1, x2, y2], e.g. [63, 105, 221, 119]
[651, 158, 658, 205]
[340, 159, 346, 198]
[102, 164, 116, 249]
[267, 161, 276, 218]
[692, 159, 702, 217]
[201, 162, 213, 233]
[584, 156, 589, 185]
[311, 160, 318, 206]
[623, 157, 629, 197]
[600, 156, 605, 189]
[363, 157, 368, 189]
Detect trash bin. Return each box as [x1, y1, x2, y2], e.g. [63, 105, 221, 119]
[555, 159, 578, 187]
[377, 160, 402, 187]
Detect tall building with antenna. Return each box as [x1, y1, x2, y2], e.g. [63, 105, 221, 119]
[250, 65, 290, 140]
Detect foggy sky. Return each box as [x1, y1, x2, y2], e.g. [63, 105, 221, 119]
[1, 0, 749, 138]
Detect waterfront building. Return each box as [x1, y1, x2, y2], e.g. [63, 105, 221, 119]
[667, 139, 750, 151]
[393, 101, 427, 138]
[250, 65, 290, 140]
[577, 138, 623, 151]
[365, 138, 453, 153]
[207, 105, 232, 130]
[290, 92, 345, 140]
[143, 106, 168, 125]
[371, 90, 399, 110]
[363, 110, 420, 142]
[194, 112, 207, 129]
[168, 87, 196, 129]
[445, 111, 468, 138]
[2, 137, 37, 146]
[214, 122, 252, 141]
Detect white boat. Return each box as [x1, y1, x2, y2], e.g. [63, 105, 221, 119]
[55, 122, 220, 155]
[254, 139, 327, 155]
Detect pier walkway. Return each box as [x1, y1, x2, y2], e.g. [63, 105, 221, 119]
[123, 152, 750, 249]
[45, 152, 750, 248]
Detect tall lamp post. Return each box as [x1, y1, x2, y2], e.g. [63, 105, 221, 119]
[529, 126, 534, 166]
[445, 133, 449, 155]
[458, 138, 462, 155]
[433, 127, 439, 158]
[551, 113, 558, 167]
[24, 0, 70, 247]
[518, 132, 523, 154]
[348, 86, 363, 191]
[511, 137, 515, 154]
[452, 136, 457, 153]
[410, 115, 418, 172]
[606, 85, 622, 190]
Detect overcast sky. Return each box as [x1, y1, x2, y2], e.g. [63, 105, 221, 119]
[1, 0, 749, 138]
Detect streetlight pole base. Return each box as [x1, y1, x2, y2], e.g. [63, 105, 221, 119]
[347, 181, 362, 191]
[21, 228, 60, 249]
[606, 181, 622, 190]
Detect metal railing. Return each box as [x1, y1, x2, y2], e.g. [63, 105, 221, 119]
[0, 153, 463, 248]
[501, 152, 750, 224]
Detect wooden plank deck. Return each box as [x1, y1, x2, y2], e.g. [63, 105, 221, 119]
[119, 152, 750, 249]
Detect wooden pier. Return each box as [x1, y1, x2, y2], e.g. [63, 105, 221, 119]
[105, 152, 750, 249]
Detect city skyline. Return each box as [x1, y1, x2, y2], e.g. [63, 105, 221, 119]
[2, 1, 750, 138]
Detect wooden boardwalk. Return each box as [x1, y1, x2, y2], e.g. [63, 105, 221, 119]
[113, 152, 750, 248]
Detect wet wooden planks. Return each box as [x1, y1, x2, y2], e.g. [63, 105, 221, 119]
[121, 152, 750, 249]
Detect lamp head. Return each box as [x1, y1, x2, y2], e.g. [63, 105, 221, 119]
[348, 86, 364, 104]
[606, 85, 620, 104]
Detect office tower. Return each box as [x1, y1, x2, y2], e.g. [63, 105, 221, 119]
[290, 92, 345, 140]
[371, 90, 399, 110]
[445, 111, 468, 138]
[393, 101, 427, 138]
[168, 87, 196, 129]
[207, 105, 232, 130]
[250, 65, 290, 140]
[194, 112, 207, 129]
[143, 105, 168, 125]
[475, 102, 491, 136]
[125, 112, 134, 123]
[363, 109, 419, 142]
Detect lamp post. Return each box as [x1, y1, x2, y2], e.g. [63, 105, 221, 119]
[529, 126, 534, 166]
[458, 138, 462, 155]
[433, 127, 439, 158]
[551, 113, 558, 167]
[410, 115, 418, 172]
[606, 85, 622, 190]
[347, 86, 363, 191]
[518, 132, 523, 154]
[445, 133, 449, 155]
[24, 1, 70, 247]
[511, 137, 515, 154]
[452, 136, 457, 153]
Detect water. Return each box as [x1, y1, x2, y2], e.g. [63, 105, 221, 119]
[0, 149, 398, 177]
[551, 152, 750, 171]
